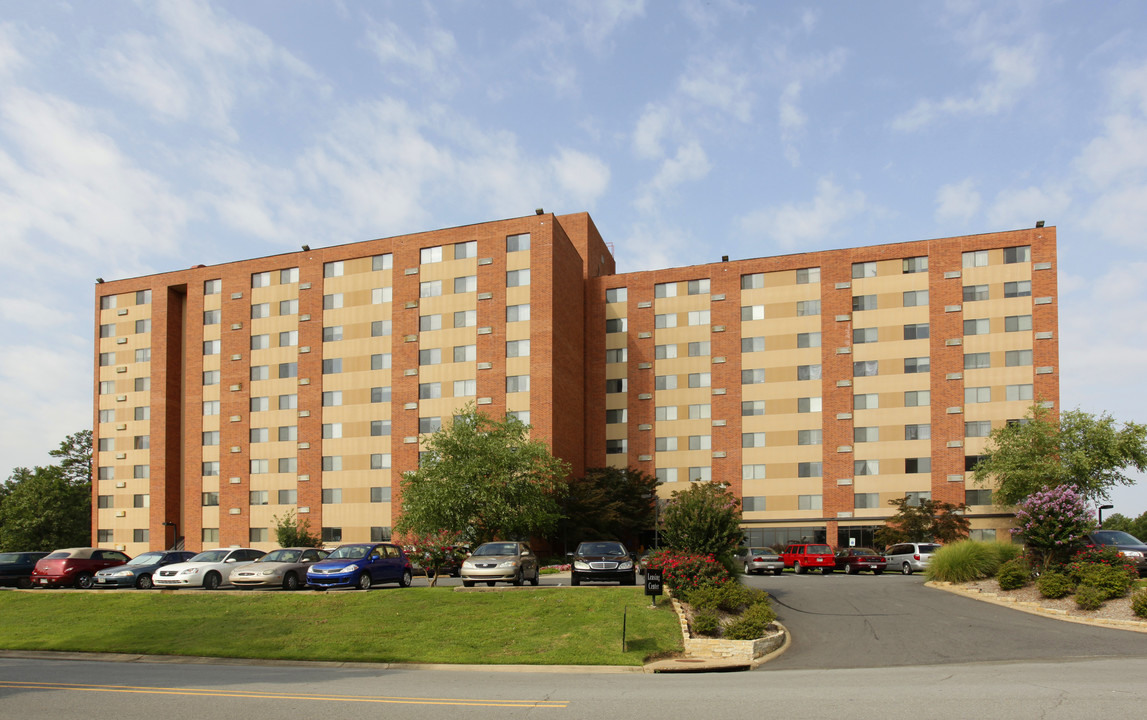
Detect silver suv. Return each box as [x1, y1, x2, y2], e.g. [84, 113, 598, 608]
[883, 543, 941, 575]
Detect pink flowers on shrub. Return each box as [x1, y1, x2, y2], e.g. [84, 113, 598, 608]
[642, 549, 732, 593]
[1013, 485, 1095, 566]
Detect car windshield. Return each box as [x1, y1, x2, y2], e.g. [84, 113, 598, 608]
[261, 549, 302, 563]
[1093, 531, 1143, 545]
[749, 548, 773, 555]
[852, 549, 878, 556]
[0, 553, 21, 563]
[577, 542, 627, 556]
[807, 545, 831, 554]
[472, 543, 519, 557]
[189, 550, 229, 563]
[919, 544, 942, 553]
[327, 545, 370, 560]
[126, 553, 165, 566]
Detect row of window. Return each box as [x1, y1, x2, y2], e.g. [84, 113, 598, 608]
[743, 490, 993, 513]
[98, 319, 151, 338]
[99, 290, 151, 310]
[97, 526, 395, 545]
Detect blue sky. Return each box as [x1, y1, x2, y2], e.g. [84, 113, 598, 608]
[3, 1, 1147, 515]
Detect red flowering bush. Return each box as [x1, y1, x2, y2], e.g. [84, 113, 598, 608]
[404, 530, 468, 586]
[1061, 546, 1139, 585]
[642, 549, 732, 594]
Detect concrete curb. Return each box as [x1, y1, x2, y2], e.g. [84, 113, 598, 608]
[927, 581, 1147, 634]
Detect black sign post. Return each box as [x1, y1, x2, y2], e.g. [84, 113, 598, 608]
[644, 568, 663, 607]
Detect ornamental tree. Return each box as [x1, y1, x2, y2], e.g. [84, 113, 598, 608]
[659, 482, 742, 561]
[272, 509, 322, 548]
[1013, 484, 1095, 567]
[874, 497, 970, 547]
[405, 530, 468, 587]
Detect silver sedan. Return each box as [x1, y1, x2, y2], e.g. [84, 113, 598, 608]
[461, 542, 540, 587]
[229, 547, 329, 590]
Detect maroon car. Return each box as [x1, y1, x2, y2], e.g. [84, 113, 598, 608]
[31, 548, 131, 589]
[834, 547, 887, 575]
[780, 543, 836, 574]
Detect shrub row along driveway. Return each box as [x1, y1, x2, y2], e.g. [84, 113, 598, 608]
[746, 571, 1147, 671]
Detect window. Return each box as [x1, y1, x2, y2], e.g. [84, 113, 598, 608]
[419, 314, 442, 332]
[904, 323, 929, 340]
[506, 233, 530, 252]
[506, 304, 530, 322]
[742, 400, 766, 416]
[322, 391, 342, 407]
[372, 287, 392, 304]
[133, 493, 149, 508]
[322, 488, 343, 504]
[854, 493, 880, 509]
[506, 375, 530, 393]
[507, 410, 530, 424]
[741, 305, 765, 321]
[965, 421, 992, 437]
[905, 424, 931, 440]
[687, 279, 710, 295]
[853, 327, 878, 344]
[419, 348, 441, 365]
[796, 268, 821, 284]
[202, 370, 220, 386]
[275, 362, 296, 378]
[606, 317, 628, 333]
[249, 459, 268, 474]
[251, 302, 270, 319]
[97, 494, 113, 509]
[962, 250, 988, 268]
[798, 429, 822, 445]
[202, 492, 219, 506]
[451, 344, 476, 362]
[688, 404, 711, 419]
[654, 313, 677, 329]
[741, 336, 765, 352]
[203, 430, 221, 446]
[134, 435, 149, 450]
[454, 275, 477, 293]
[370, 527, 393, 542]
[248, 428, 267, 444]
[1007, 384, 1033, 401]
[279, 299, 298, 316]
[854, 393, 878, 410]
[247, 395, 270, 413]
[419, 280, 442, 298]
[606, 288, 627, 303]
[654, 282, 677, 298]
[201, 528, 219, 543]
[371, 487, 393, 503]
[279, 394, 297, 409]
[965, 386, 991, 403]
[204, 279, 221, 295]
[854, 427, 879, 443]
[688, 466, 711, 482]
[1006, 349, 1033, 366]
[854, 360, 878, 377]
[322, 423, 342, 439]
[743, 464, 768, 480]
[966, 489, 993, 505]
[1004, 281, 1032, 298]
[655, 405, 677, 421]
[372, 254, 393, 271]
[418, 382, 441, 400]
[655, 375, 678, 390]
[798, 397, 821, 413]
[852, 261, 877, 278]
[1003, 246, 1031, 263]
[203, 339, 221, 355]
[903, 256, 928, 273]
[278, 458, 296, 474]
[323, 261, 344, 278]
[420, 246, 443, 264]
[903, 290, 929, 307]
[506, 340, 529, 358]
[798, 495, 823, 510]
[419, 416, 442, 433]
[606, 439, 627, 455]
[797, 364, 821, 380]
[964, 352, 990, 370]
[1005, 315, 1032, 332]
[904, 356, 930, 374]
[905, 491, 932, 506]
[278, 489, 297, 505]
[100, 295, 118, 310]
[135, 318, 151, 333]
[453, 379, 475, 397]
[99, 352, 115, 367]
[321, 456, 342, 472]
[743, 497, 767, 512]
[97, 467, 114, 481]
[606, 409, 628, 424]
[371, 320, 392, 337]
[797, 332, 821, 348]
[852, 295, 877, 311]
[798, 462, 822, 477]
[280, 267, 299, 284]
[372, 353, 392, 369]
[855, 460, 879, 476]
[454, 310, 476, 328]
[905, 457, 931, 473]
[655, 436, 678, 452]
[371, 386, 392, 403]
[203, 310, 220, 325]
[453, 240, 477, 259]
[251, 271, 270, 288]
[741, 273, 764, 290]
[99, 409, 115, 423]
[506, 269, 530, 287]
[964, 318, 990, 335]
[606, 379, 627, 393]
[688, 372, 711, 388]
[322, 293, 343, 310]
[606, 348, 628, 363]
[741, 432, 765, 448]
[963, 284, 989, 302]
[687, 310, 710, 326]
[742, 368, 766, 384]
[99, 323, 116, 338]
[203, 400, 220, 415]
[371, 420, 392, 436]
[966, 455, 986, 471]
[797, 300, 820, 316]
[279, 331, 298, 347]
[322, 326, 343, 342]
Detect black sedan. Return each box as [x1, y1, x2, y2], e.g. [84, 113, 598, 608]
[569, 541, 637, 586]
[0, 551, 49, 588]
[834, 548, 887, 575]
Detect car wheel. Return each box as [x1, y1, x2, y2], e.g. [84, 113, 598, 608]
[357, 573, 373, 590]
[451, 567, 461, 578]
[136, 573, 154, 590]
[873, 570, 883, 576]
[773, 568, 783, 576]
[462, 580, 475, 587]
[283, 573, 299, 591]
[794, 562, 804, 575]
[902, 562, 913, 576]
[571, 573, 581, 586]
[399, 569, 412, 588]
[17, 577, 32, 589]
[744, 563, 751, 575]
[203, 572, 222, 590]
[75, 572, 94, 590]
[623, 573, 636, 586]
[530, 569, 540, 586]
[512, 571, 523, 587]
[845, 564, 856, 575]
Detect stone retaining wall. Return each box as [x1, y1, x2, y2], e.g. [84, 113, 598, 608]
[669, 598, 785, 662]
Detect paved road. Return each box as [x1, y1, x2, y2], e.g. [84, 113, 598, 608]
[744, 570, 1147, 670]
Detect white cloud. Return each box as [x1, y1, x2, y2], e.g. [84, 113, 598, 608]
[571, 0, 645, 54]
[935, 179, 981, 223]
[0, 22, 27, 76]
[550, 148, 610, 208]
[678, 54, 752, 123]
[779, 81, 805, 166]
[0, 296, 74, 328]
[635, 141, 710, 213]
[633, 104, 674, 160]
[984, 184, 1069, 231]
[736, 177, 867, 251]
[366, 19, 460, 94]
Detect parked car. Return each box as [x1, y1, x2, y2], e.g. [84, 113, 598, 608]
[883, 542, 941, 575]
[1085, 531, 1147, 576]
[154, 548, 265, 589]
[0, 551, 49, 588]
[569, 541, 637, 586]
[230, 547, 330, 590]
[741, 547, 784, 576]
[30, 548, 131, 589]
[461, 541, 539, 587]
[94, 550, 195, 589]
[834, 548, 887, 575]
[780, 543, 836, 574]
[306, 543, 412, 590]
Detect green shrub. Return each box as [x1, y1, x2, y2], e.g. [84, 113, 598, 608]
[691, 609, 720, 637]
[1064, 547, 1139, 583]
[1078, 564, 1135, 601]
[925, 541, 1000, 582]
[1074, 585, 1105, 611]
[723, 602, 777, 640]
[987, 541, 1023, 566]
[683, 581, 769, 614]
[996, 559, 1030, 590]
[1036, 572, 1074, 599]
[1131, 590, 1147, 619]
[643, 549, 733, 594]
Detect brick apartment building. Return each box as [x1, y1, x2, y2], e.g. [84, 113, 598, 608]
[92, 212, 1058, 554]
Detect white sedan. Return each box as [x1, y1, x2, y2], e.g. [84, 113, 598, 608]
[153, 548, 266, 589]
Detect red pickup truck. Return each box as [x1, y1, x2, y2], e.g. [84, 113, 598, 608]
[780, 543, 836, 575]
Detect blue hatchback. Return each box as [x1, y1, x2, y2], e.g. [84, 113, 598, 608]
[306, 543, 413, 590]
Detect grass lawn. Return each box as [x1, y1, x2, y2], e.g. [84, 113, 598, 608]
[0, 588, 682, 666]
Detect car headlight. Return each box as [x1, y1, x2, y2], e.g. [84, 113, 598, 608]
[341, 564, 359, 573]
[462, 560, 475, 569]
[497, 560, 519, 568]
[1120, 550, 1144, 559]
[260, 569, 278, 576]
[180, 568, 200, 575]
[111, 570, 134, 577]
[573, 561, 590, 570]
[618, 561, 634, 570]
